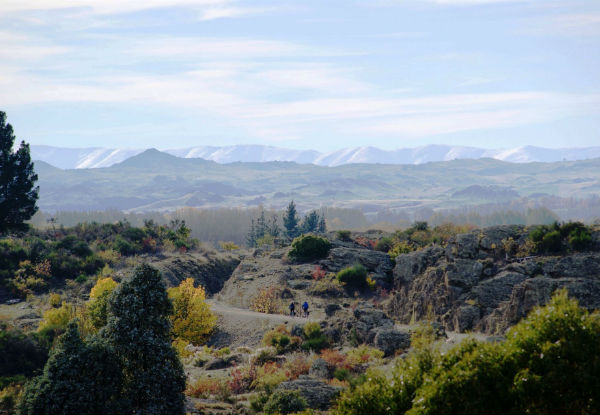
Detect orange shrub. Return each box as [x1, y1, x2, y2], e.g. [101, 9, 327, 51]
[320, 349, 350, 371]
[312, 265, 326, 280]
[283, 354, 311, 380]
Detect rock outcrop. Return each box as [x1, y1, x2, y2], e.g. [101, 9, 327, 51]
[389, 226, 600, 334]
[277, 376, 342, 410]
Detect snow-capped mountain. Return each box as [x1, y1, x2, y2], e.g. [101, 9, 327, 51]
[30, 144, 600, 169]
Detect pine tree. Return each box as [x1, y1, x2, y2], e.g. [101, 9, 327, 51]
[18, 321, 124, 415]
[100, 264, 186, 415]
[318, 214, 327, 233]
[247, 219, 257, 247]
[300, 210, 320, 233]
[256, 208, 267, 240]
[283, 200, 299, 238]
[0, 111, 39, 234]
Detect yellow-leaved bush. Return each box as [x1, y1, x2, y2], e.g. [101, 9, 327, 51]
[168, 278, 216, 346]
[86, 276, 118, 332]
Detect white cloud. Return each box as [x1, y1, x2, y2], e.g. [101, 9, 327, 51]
[0, 0, 228, 15]
[198, 6, 269, 21]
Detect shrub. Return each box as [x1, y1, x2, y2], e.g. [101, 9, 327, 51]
[219, 241, 240, 251]
[264, 389, 307, 415]
[310, 273, 344, 297]
[336, 264, 368, 291]
[336, 230, 352, 241]
[568, 227, 592, 250]
[345, 345, 384, 369]
[312, 265, 326, 280]
[283, 354, 312, 379]
[168, 278, 216, 346]
[252, 362, 288, 392]
[320, 349, 349, 371]
[288, 235, 331, 261]
[388, 241, 414, 259]
[0, 328, 48, 379]
[251, 347, 279, 366]
[251, 286, 282, 314]
[302, 322, 329, 352]
[541, 230, 561, 253]
[186, 377, 223, 398]
[48, 293, 62, 308]
[263, 325, 301, 354]
[37, 303, 75, 333]
[86, 277, 118, 332]
[374, 237, 394, 252]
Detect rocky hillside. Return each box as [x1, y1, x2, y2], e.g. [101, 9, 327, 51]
[389, 225, 600, 334]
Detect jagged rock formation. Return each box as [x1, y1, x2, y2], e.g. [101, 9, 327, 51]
[389, 225, 600, 334]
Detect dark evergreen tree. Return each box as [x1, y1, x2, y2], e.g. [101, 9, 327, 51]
[300, 210, 320, 233]
[0, 111, 39, 234]
[247, 219, 257, 247]
[318, 214, 327, 233]
[255, 208, 267, 240]
[18, 321, 123, 415]
[100, 264, 186, 415]
[283, 201, 299, 238]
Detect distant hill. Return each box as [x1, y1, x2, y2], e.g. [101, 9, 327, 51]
[32, 149, 600, 213]
[30, 144, 600, 169]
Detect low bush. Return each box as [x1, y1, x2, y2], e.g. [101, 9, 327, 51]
[374, 237, 394, 252]
[302, 322, 329, 352]
[264, 389, 307, 415]
[309, 274, 344, 297]
[288, 235, 331, 261]
[251, 286, 282, 314]
[336, 264, 368, 291]
[336, 230, 352, 241]
[263, 325, 301, 354]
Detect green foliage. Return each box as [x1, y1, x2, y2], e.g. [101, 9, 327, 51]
[336, 230, 352, 241]
[86, 277, 118, 332]
[0, 327, 48, 380]
[288, 234, 332, 261]
[283, 201, 300, 238]
[374, 237, 394, 252]
[336, 264, 368, 291]
[302, 322, 329, 352]
[18, 321, 124, 415]
[529, 221, 593, 254]
[263, 325, 301, 354]
[0, 111, 39, 235]
[99, 264, 186, 415]
[335, 290, 600, 415]
[263, 389, 307, 415]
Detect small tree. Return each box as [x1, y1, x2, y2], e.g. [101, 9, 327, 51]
[18, 321, 123, 415]
[283, 201, 299, 238]
[300, 210, 320, 233]
[86, 277, 118, 332]
[168, 278, 216, 346]
[100, 264, 186, 415]
[0, 111, 39, 234]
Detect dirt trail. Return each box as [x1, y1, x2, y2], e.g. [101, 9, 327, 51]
[206, 300, 497, 350]
[206, 299, 315, 349]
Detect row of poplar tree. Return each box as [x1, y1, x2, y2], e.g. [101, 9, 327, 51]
[246, 201, 326, 247]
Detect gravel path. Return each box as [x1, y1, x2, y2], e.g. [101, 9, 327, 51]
[206, 299, 315, 349]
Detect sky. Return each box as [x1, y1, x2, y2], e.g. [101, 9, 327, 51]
[0, 0, 599, 152]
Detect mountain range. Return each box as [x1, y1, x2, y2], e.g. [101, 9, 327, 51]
[30, 144, 600, 169]
[32, 148, 600, 214]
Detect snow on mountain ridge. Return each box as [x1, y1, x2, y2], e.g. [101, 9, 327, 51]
[30, 144, 600, 169]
